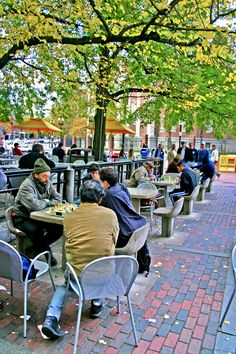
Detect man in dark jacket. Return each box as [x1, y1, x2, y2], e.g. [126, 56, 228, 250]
[19, 144, 55, 169]
[169, 161, 197, 205]
[52, 142, 65, 162]
[99, 167, 146, 248]
[197, 156, 215, 183]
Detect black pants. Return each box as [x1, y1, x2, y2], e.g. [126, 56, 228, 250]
[14, 216, 63, 255]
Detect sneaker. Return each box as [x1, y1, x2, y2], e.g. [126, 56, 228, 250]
[90, 300, 104, 318]
[42, 315, 64, 339]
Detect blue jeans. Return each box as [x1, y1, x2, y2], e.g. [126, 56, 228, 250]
[46, 273, 103, 321]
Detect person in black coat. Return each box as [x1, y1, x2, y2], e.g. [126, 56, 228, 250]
[52, 142, 65, 162]
[19, 144, 55, 169]
[169, 161, 197, 205]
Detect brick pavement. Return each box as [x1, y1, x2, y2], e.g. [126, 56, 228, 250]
[0, 173, 236, 353]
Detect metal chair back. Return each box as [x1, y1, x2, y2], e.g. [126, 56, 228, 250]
[66, 255, 139, 353]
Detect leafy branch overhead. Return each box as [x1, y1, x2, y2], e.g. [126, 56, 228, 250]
[0, 0, 236, 157]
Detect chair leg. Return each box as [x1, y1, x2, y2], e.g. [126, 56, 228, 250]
[73, 301, 83, 354]
[219, 286, 236, 328]
[10, 280, 13, 296]
[127, 294, 138, 347]
[48, 266, 56, 292]
[162, 217, 174, 237]
[116, 296, 120, 314]
[23, 282, 28, 338]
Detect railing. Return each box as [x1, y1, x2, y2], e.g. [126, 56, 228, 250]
[0, 158, 163, 208]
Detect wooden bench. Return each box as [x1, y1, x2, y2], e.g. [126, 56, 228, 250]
[115, 223, 150, 258]
[197, 178, 210, 201]
[5, 206, 35, 258]
[183, 185, 200, 215]
[153, 197, 184, 237]
[206, 173, 217, 193]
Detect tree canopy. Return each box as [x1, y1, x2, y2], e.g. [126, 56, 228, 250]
[0, 0, 235, 157]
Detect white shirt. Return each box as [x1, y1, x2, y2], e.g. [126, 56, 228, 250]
[211, 149, 219, 163]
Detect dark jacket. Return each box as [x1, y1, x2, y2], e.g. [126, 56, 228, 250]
[19, 152, 55, 169]
[166, 161, 179, 173]
[198, 161, 215, 181]
[101, 183, 146, 247]
[180, 168, 197, 194]
[52, 146, 65, 162]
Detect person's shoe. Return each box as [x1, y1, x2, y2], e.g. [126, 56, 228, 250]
[45, 253, 58, 267]
[0, 300, 4, 309]
[90, 301, 104, 318]
[50, 254, 58, 267]
[42, 316, 64, 339]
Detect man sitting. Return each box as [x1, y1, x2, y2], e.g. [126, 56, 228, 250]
[13, 158, 63, 264]
[99, 167, 150, 274]
[52, 142, 65, 162]
[42, 180, 119, 339]
[196, 156, 215, 183]
[19, 143, 55, 169]
[12, 142, 23, 156]
[169, 161, 197, 205]
[127, 160, 156, 187]
[82, 163, 100, 183]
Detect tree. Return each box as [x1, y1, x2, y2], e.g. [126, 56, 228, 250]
[0, 1, 235, 158]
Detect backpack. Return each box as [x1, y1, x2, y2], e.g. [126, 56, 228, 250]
[20, 253, 39, 281]
[137, 242, 151, 277]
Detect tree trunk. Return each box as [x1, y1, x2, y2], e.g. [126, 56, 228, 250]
[93, 97, 107, 161]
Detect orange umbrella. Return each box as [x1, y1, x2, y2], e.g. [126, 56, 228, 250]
[87, 116, 135, 135]
[13, 117, 62, 133]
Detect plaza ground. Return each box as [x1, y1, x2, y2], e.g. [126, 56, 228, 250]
[0, 172, 236, 353]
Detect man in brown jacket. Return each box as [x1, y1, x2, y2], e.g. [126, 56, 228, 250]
[42, 180, 119, 339]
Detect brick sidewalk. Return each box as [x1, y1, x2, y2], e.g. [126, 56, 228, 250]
[0, 173, 236, 353]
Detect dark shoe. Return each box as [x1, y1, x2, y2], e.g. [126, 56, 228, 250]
[0, 300, 3, 309]
[45, 253, 58, 267]
[90, 300, 104, 318]
[42, 316, 64, 339]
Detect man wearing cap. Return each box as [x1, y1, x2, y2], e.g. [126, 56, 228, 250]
[42, 180, 119, 339]
[127, 160, 156, 187]
[13, 158, 63, 265]
[169, 161, 197, 205]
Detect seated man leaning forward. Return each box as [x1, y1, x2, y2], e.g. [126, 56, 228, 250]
[99, 167, 150, 273]
[127, 160, 156, 187]
[42, 180, 119, 339]
[13, 158, 63, 265]
[169, 161, 197, 205]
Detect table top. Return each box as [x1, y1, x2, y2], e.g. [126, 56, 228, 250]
[151, 180, 178, 187]
[30, 209, 65, 225]
[128, 188, 158, 199]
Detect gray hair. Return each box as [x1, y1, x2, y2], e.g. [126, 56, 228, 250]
[80, 180, 105, 203]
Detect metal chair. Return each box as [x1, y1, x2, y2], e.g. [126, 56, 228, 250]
[0, 240, 55, 338]
[219, 244, 236, 328]
[5, 206, 36, 258]
[137, 182, 165, 229]
[66, 255, 139, 353]
[73, 160, 86, 165]
[115, 223, 150, 257]
[50, 155, 59, 163]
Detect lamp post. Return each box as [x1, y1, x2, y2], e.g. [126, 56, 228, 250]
[178, 123, 182, 148]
